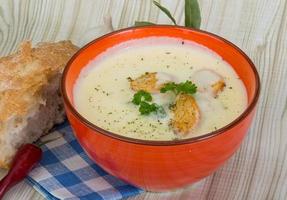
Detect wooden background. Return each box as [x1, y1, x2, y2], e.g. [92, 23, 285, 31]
[0, 0, 287, 199]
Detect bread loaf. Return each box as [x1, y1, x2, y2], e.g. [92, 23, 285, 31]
[0, 41, 78, 168]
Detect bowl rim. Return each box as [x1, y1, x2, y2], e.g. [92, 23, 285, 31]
[62, 25, 260, 146]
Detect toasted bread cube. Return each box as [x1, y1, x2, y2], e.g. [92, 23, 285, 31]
[130, 72, 161, 93]
[171, 93, 200, 135]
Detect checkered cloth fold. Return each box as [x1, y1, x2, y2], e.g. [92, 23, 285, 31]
[27, 122, 143, 200]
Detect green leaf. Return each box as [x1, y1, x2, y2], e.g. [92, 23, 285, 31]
[139, 102, 158, 115]
[131, 90, 167, 116]
[160, 81, 197, 95]
[176, 80, 197, 94]
[153, 1, 177, 25]
[160, 82, 177, 93]
[135, 21, 156, 27]
[185, 0, 201, 29]
[132, 90, 152, 105]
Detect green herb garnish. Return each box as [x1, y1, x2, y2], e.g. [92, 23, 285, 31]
[160, 80, 197, 95]
[139, 102, 158, 115]
[132, 90, 166, 116]
[132, 90, 152, 105]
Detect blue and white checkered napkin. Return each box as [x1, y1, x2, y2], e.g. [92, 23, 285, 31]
[27, 122, 143, 200]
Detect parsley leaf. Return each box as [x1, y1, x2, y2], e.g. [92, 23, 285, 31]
[160, 81, 197, 95]
[139, 102, 158, 115]
[176, 81, 197, 94]
[132, 90, 166, 116]
[159, 82, 177, 93]
[132, 90, 152, 105]
[139, 102, 166, 116]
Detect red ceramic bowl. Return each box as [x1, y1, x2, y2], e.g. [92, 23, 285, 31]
[62, 26, 260, 191]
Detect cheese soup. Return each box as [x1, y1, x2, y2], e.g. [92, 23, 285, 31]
[74, 37, 247, 141]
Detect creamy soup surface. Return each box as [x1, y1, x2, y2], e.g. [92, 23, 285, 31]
[74, 37, 248, 141]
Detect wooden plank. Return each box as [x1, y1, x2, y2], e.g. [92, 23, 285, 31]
[0, 0, 287, 199]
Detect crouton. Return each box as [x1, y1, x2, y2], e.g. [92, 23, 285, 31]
[171, 94, 200, 135]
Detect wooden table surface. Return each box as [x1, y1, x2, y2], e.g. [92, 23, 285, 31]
[1, 0, 287, 199]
